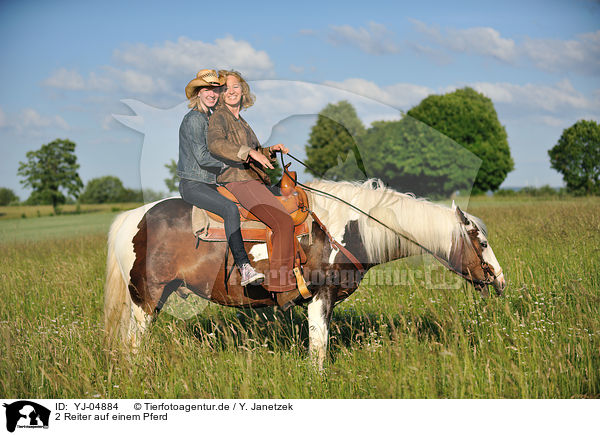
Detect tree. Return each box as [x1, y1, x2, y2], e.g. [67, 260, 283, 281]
[407, 87, 513, 194]
[548, 120, 600, 195]
[79, 176, 127, 204]
[17, 139, 83, 213]
[0, 188, 19, 206]
[358, 117, 482, 198]
[164, 159, 178, 193]
[120, 188, 143, 202]
[305, 100, 367, 180]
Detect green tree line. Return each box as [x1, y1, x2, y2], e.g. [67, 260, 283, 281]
[13, 139, 163, 213]
[305, 88, 513, 197]
[305, 89, 600, 197]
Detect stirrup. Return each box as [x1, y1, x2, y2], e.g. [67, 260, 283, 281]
[293, 267, 311, 299]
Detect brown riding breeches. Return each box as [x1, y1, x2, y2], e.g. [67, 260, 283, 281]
[226, 180, 296, 292]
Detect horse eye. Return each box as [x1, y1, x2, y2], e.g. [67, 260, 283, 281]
[480, 240, 488, 248]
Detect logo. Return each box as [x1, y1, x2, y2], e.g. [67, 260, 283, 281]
[3, 401, 50, 432]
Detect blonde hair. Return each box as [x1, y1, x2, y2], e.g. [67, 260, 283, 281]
[187, 93, 203, 111]
[218, 70, 255, 110]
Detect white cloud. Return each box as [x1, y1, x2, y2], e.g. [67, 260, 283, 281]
[102, 67, 174, 96]
[42, 36, 275, 102]
[328, 22, 401, 55]
[113, 36, 274, 80]
[290, 64, 305, 74]
[42, 68, 86, 90]
[19, 108, 69, 131]
[43, 67, 114, 92]
[521, 30, 600, 75]
[88, 70, 114, 90]
[54, 115, 70, 130]
[412, 20, 516, 63]
[470, 79, 593, 112]
[323, 78, 433, 109]
[410, 42, 453, 65]
[412, 21, 600, 75]
[316, 77, 599, 122]
[22, 108, 52, 128]
[448, 27, 516, 62]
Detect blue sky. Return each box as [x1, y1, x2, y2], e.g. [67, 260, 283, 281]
[1, 0, 599, 198]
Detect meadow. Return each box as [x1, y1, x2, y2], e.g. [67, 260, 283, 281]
[0, 196, 598, 398]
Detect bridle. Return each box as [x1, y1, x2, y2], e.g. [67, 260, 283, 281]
[462, 227, 503, 287]
[279, 152, 502, 289]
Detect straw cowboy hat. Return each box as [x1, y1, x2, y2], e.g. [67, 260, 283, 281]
[185, 69, 225, 99]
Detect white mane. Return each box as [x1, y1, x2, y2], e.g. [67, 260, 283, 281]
[305, 179, 472, 264]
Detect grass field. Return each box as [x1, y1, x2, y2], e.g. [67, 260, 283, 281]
[0, 197, 598, 398]
[0, 202, 141, 220]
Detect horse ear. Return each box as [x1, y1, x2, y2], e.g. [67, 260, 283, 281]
[455, 206, 470, 225]
[451, 200, 456, 210]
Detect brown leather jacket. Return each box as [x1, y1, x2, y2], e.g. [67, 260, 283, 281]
[207, 106, 275, 184]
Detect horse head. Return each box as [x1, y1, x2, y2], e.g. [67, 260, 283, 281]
[449, 203, 506, 296]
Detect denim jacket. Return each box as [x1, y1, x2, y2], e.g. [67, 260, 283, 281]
[177, 109, 224, 184]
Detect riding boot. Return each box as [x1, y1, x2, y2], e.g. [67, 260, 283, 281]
[275, 289, 302, 311]
[274, 268, 311, 311]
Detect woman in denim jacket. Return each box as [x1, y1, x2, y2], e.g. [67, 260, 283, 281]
[177, 69, 264, 286]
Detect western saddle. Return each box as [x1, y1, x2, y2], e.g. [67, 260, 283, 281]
[191, 165, 311, 297]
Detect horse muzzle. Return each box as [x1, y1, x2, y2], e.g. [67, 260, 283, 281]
[473, 271, 505, 297]
[492, 272, 506, 296]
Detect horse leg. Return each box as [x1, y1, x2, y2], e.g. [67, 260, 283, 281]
[128, 279, 184, 349]
[307, 287, 335, 371]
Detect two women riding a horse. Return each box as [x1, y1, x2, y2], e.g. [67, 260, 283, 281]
[106, 76, 506, 364]
[177, 69, 298, 302]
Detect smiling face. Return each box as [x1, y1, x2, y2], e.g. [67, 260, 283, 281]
[197, 86, 221, 111]
[223, 75, 243, 108]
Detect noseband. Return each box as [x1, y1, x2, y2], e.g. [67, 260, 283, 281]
[463, 228, 502, 286]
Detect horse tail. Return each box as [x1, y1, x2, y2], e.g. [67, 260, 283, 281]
[103, 210, 133, 350]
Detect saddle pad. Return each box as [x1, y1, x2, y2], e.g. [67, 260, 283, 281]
[192, 206, 311, 242]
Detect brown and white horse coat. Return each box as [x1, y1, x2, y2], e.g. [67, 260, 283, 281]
[104, 179, 505, 369]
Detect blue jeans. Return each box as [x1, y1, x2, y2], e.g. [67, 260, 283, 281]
[179, 178, 249, 268]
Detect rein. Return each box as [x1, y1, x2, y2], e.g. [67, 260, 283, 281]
[279, 152, 499, 287]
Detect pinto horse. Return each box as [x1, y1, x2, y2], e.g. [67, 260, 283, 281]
[104, 179, 505, 369]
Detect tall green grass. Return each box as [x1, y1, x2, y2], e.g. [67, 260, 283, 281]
[0, 198, 598, 398]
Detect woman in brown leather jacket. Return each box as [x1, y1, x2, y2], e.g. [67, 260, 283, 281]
[178, 69, 264, 287]
[207, 70, 297, 293]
